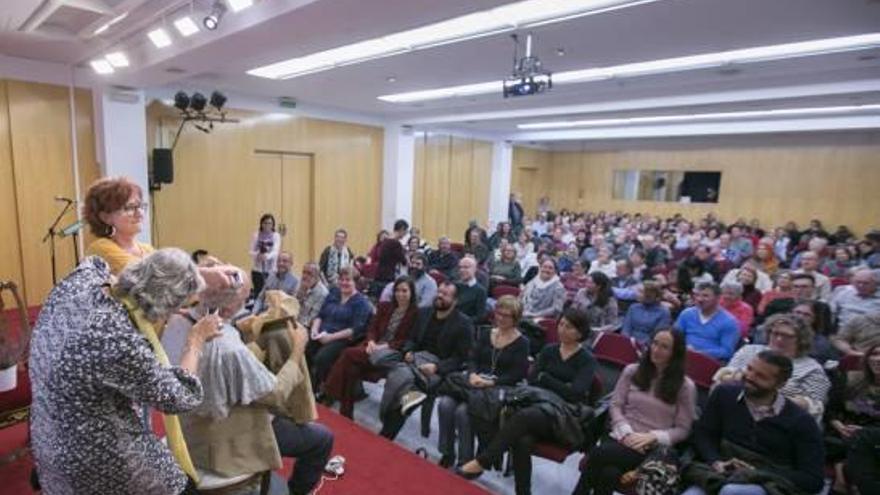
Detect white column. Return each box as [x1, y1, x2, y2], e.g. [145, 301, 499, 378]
[93, 88, 151, 243]
[381, 124, 415, 229]
[487, 140, 513, 227]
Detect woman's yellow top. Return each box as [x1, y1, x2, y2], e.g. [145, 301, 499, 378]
[87, 238, 156, 274]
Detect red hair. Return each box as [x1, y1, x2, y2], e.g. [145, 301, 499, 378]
[82, 177, 142, 236]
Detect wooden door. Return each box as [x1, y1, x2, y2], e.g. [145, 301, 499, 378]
[153, 128, 282, 271]
[278, 154, 314, 265]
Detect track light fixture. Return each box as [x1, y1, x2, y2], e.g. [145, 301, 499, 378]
[203, 1, 226, 31]
[168, 90, 236, 149]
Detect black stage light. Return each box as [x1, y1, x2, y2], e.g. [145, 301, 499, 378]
[173, 91, 190, 111]
[209, 91, 227, 111]
[203, 1, 226, 30]
[190, 92, 207, 112]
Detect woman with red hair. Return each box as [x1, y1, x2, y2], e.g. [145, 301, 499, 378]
[83, 177, 154, 274]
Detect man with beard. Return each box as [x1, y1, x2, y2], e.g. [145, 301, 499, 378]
[683, 350, 824, 495]
[379, 253, 437, 309]
[377, 282, 473, 440]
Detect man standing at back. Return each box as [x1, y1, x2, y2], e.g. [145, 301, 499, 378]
[378, 282, 473, 439]
[375, 219, 409, 291]
[675, 281, 740, 361]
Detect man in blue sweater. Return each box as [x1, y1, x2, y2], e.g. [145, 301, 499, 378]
[675, 281, 740, 361]
[683, 350, 825, 495]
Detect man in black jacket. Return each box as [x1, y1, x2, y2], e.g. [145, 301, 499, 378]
[378, 281, 474, 439]
[683, 350, 824, 495]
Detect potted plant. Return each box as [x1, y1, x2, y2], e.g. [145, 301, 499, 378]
[0, 281, 31, 393]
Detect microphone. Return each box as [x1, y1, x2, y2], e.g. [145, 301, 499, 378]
[54, 196, 75, 203]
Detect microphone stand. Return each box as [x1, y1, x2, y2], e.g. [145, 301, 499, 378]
[42, 200, 74, 286]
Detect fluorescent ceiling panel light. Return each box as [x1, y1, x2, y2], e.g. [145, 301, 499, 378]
[174, 16, 200, 37]
[93, 12, 128, 35]
[225, 0, 253, 12]
[105, 52, 129, 68]
[247, 0, 661, 80]
[90, 59, 114, 75]
[379, 32, 880, 102]
[148, 28, 173, 48]
[517, 104, 880, 129]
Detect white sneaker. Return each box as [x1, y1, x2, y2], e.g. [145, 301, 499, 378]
[400, 391, 427, 416]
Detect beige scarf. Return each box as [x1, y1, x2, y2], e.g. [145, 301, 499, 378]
[117, 294, 200, 483]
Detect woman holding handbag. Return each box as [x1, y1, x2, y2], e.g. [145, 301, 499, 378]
[573, 329, 697, 495]
[435, 295, 530, 468]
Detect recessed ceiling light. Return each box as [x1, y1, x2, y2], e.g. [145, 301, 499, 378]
[105, 52, 129, 68]
[378, 32, 880, 103]
[90, 59, 114, 75]
[386, 76, 397, 83]
[247, 0, 663, 80]
[556, 47, 566, 56]
[93, 12, 128, 36]
[517, 103, 880, 130]
[174, 16, 200, 37]
[225, 0, 254, 12]
[148, 28, 172, 48]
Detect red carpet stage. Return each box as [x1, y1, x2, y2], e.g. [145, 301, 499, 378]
[0, 405, 491, 494]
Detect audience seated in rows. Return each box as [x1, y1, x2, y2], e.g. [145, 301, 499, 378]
[621, 281, 672, 346]
[571, 272, 620, 333]
[455, 256, 488, 322]
[319, 228, 354, 287]
[520, 258, 567, 320]
[378, 253, 438, 309]
[251, 251, 299, 315]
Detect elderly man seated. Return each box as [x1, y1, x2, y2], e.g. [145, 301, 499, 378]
[162, 271, 333, 495]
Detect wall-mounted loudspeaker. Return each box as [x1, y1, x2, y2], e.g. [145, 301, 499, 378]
[152, 148, 174, 185]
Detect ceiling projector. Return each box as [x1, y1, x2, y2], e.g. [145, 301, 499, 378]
[503, 33, 552, 98]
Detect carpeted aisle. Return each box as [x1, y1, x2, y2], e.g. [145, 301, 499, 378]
[0, 406, 491, 495]
[282, 405, 491, 495]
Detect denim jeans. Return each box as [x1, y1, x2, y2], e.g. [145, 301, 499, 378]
[682, 484, 767, 495]
[272, 418, 334, 495]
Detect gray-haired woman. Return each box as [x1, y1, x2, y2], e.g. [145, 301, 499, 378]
[713, 313, 831, 421]
[30, 248, 221, 495]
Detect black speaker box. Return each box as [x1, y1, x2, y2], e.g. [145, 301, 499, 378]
[152, 148, 174, 184]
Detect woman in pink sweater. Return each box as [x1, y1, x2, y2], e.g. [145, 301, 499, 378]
[574, 329, 697, 495]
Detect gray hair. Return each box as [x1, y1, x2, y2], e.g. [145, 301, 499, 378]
[199, 268, 248, 314]
[720, 281, 743, 297]
[116, 248, 204, 322]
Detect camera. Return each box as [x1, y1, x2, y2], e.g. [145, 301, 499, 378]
[325, 455, 345, 477]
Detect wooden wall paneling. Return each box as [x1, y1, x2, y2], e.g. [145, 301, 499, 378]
[470, 139, 493, 228]
[512, 147, 552, 217]
[7, 80, 78, 305]
[304, 118, 382, 258]
[447, 136, 474, 238]
[280, 154, 314, 266]
[151, 115, 283, 271]
[0, 81, 26, 300]
[150, 110, 384, 268]
[418, 134, 452, 243]
[541, 139, 880, 235]
[74, 88, 99, 247]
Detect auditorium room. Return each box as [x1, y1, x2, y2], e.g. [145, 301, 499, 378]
[2, 0, 880, 494]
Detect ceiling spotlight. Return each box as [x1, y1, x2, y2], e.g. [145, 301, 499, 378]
[556, 47, 566, 57]
[209, 91, 227, 110]
[203, 1, 227, 30]
[190, 92, 208, 112]
[225, 0, 253, 12]
[90, 59, 114, 75]
[148, 28, 172, 48]
[174, 91, 190, 111]
[386, 76, 397, 83]
[174, 16, 200, 37]
[105, 52, 129, 67]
